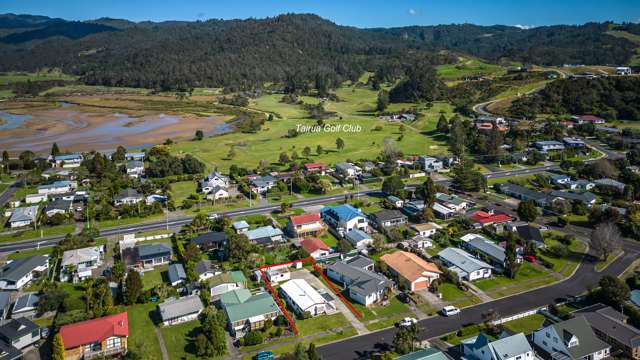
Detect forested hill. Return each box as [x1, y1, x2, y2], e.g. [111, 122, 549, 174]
[0, 13, 637, 90]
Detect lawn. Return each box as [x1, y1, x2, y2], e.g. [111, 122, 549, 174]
[171, 180, 198, 204]
[350, 295, 415, 331]
[0, 224, 75, 243]
[96, 214, 165, 229]
[436, 57, 506, 81]
[160, 320, 202, 360]
[537, 238, 587, 277]
[127, 303, 164, 360]
[595, 249, 623, 272]
[0, 71, 77, 86]
[183, 198, 250, 216]
[440, 282, 482, 308]
[141, 264, 168, 290]
[319, 232, 338, 248]
[440, 313, 544, 345]
[475, 262, 558, 298]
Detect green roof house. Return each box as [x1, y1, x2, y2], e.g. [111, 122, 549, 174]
[209, 271, 247, 298]
[220, 289, 280, 337]
[396, 348, 449, 360]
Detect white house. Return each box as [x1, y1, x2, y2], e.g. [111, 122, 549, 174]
[126, 160, 145, 178]
[437, 247, 493, 281]
[0, 255, 49, 290]
[435, 192, 468, 213]
[411, 223, 442, 237]
[208, 271, 247, 298]
[617, 66, 632, 75]
[206, 186, 229, 201]
[535, 140, 565, 152]
[50, 153, 83, 168]
[125, 152, 145, 161]
[300, 237, 331, 259]
[335, 163, 361, 178]
[37, 180, 76, 195]
[345, 229, 373, 249]
[25, 194, 47, 204]
[157, 295, 204, 326]
[249, 175, 277, 194]
[8, 206, 39, 228]
[114, 188, 143, 206]
[532, 316, 610, 360]
[265, 267, 291, 284]
[279, 279, 336, 317]
[462, 332, 534, 360]
[320, 204, 369, 237]
[418, 156, 444, 172]
[60, 246, 104, 282]
[201, 171, 230, 193]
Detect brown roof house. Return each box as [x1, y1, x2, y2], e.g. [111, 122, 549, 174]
[380, 251, 441, 291]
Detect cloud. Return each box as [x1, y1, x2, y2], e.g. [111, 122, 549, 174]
[514, 24, 533, 30]
[408, 8, 417, 16]
[196, 12, 206, 19]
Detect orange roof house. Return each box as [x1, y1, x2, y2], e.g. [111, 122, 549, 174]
[300, 237, 331, 259]
[287, 213, 326, 238]
[59, 312, 129, 359]
[380, 251, 441, 291]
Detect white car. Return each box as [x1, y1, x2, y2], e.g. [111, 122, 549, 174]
[208, 213, 219, 220]
[441, 306, 460, 316]
[397, 317, 418, 327]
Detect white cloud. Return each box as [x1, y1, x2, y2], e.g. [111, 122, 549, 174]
[514, 24, 533, 30]
[408, 8, 417, 16]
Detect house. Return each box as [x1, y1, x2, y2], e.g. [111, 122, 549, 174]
[24, 193, 47, 204]
[304, 162, 327, 175]
[0, 292, 11, 321]
[469, 211, 514, 229]
[300, 237, 331, 258]
[168, 263, 187, 286]
[11, 293, 39, 319]
[573, 115, 606, 125]
[157, 295, 204, 326]
[232, 221, 249, 234]
[327, 258, 391, 306]
[432, 202, 456, 219]
[563, 137, 587, 148]
[125, 152, 145, 161]
[265, 267, 291, 283]
[462, 234, 521, 267]
[462, 332, 534, 360]
[532, 316, 610, 360]
[0, 255, 49, 290]
[550, 174, 572, 185]
[380, 251, 441, 291]
[411, 223, 442, 237]
[125, 160, 144, 178]
[345, 229, 373, 249]
[245, 226, 284, 245]
[321, 204, 369, 237]
[513, 224, 545, 246]
[408, 236, 434, 249]
[200, 171, 230, 193]
[206, 186, 229, 201]
[369, 209, 408, 229]
[418, 156, 444, 172]
[344, 255, 376, 271]
[594, 178, 626, 193]
[568, 179, 596, 191]
[122, 243, 172, 270]
[50, 153, 83, 168]
[438, 247, 493, 281]
[220, 289, 280, 337]
[114, 188, 143, 206]
[146, 194, 167, 205]
[194, 260, 217, 281]
[387, 195, 404, 208]
[498, 183, 552, 207]
[617, 66, 632, 75]
[335, 162, 361, 178]
[61, 245, 104, 282]
[280, 279, 336, 317]
[8, 206, 39, 228]
[191, 231, 227, 251]
[576, 303, 640, 360]
[0, 318, 40, 350]
[435, 193, 469, 212]
[59, 312, 129, 360]
[287, 213, 326, 238]
[249, 175, 277, 194]
[37, 180, 76, 195]
[535, 140, 565, 152]
[44, 198, 73, 217]
[550, 190, 597, 206]
[209, 271, 247, 298]
[396, 348, 449, 360]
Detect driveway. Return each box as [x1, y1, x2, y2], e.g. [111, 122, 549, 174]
[290, 269, 370, 335]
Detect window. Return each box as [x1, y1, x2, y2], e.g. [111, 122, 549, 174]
[107, 337, 121, 349]
[31, 329, 39, 338]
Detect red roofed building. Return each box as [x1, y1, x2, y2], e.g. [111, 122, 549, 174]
[470, 211, 514, 228]
[300, 237, 331, 259]
[304, 162, 327, 175]
[573, 114, 606, 124]
[287, 213, 326, 238]
[59, 312, 129, 359]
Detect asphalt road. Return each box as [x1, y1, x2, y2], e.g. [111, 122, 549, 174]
[0, 182, 18, 209]
[318, 240, 640, 359]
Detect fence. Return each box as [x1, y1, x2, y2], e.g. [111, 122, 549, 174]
[119, 233, 173, 249]
[491, 306, 547, 325]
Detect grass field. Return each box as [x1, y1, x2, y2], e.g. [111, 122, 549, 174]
[436, 58, 506, 81]
[127, 303, 164, 360]
[171, 180, 198, 204]
[160, 320, 202, 360]
[0, 224, 75, 243]
[0, 71, 77, 86]
[141, 264, 168, 290]
[440, 282, 482, 308]
[475, 262, 556, 298]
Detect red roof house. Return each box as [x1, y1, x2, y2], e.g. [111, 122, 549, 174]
[300, 237, 331, 258]
[60, 312, 129, 358]
[470, 211, 514, 227]
[287, 213, 326, 238]
[573, 115, 605, 124]
[304, 162, 327, 174]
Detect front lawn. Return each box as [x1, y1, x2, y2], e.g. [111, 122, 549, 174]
[127, 303, 164, 360]
[0, 224, 75, 243]
[440, 282, 481, 308]
[141, 264, 168, 290]
[474, 262, 558, 298]
[160, 320, 202, 360]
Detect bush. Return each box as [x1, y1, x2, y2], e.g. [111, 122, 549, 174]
[243, 330, 264, 346]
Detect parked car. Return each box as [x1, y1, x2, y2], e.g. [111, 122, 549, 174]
[441, 306, 460, 316]
[208, 212, 219, 220]
[397, 317, 418, 327]
[255, 351, 274, 360]
[524, 255, 537, 263]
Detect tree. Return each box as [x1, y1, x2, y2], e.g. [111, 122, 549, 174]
[517, 200, 538, 222]
[307, 343, 320, 360]
[451, 158, 486, 192]
[591, 222, 622, 261]
[392, 325, 418, 355]
[279, 152, 290, 164]
[376, 90, 389, 112]
[597, 275, 630, 306]
[382, 175, 404, 196]
[51, 142, 61, 158]
[52, 333, 65, 360]
[302, 146, 311, 157]
[243, 330, 264, 346]
[316, 145, 323, 155]
[421, 177, 437, 207]
[436, 114, 449, 134]
[336, 137, 345, 151]
[504, 236, 520, 279]
[336, 238, 353, 254]
[194, 129, 204, 141]
[124, 271, 143, 305]
[448, 115, 467, 157]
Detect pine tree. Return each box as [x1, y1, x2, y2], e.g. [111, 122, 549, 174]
[51, 142, 60, 158]
[436, 114, 449, 133]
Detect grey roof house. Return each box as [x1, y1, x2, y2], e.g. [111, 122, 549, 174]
[157, 295, 204, 326]
[0, 255, 49, 290]
[576, 303, 640, 360]
[191, 231, 227, 251]
[532, 316, 611, 360]
[11, 293, 39, 320]
[326, 259, 391, 306]
[437, 247, 493, 282]
[8, 206, 39, 228]
[369, 209, 408, 229]
[0, 318, 40, 350]
[168, 263, 187, 286]
[462, 332, 533, 360]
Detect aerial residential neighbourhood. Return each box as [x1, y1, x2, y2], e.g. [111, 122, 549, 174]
[1, 1, 640, 360]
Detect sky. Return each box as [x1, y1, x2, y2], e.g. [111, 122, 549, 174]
[2, 0, 640, 28]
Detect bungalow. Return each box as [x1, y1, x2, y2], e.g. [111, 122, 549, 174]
[380, 251, 441, 291]
[387, 195, 404, 208]
[221, 289, 280, 337]
[60, 245, 104, 282]
[462, 332, 534, 360]
[59, 312, 129, 360]
[191, 231, 227, 251]
[249, 175, 277, 194]
[498, 183, 551, 207]
[114, 188, 143, 206]
[168, 263, 187, 286]
[245, 226, 284, 245]
[568, 179, 596, 191]
[50, 153, 83, 168]
[513, 224, 545, 246]
[300, 237, 331, 258]
[617, 67, 632, 75]
[287, 213, 326, 238]
[304, 162, 327, 175]
[194, 260, 217, 281]
[411, 223, 442, 238]
[11, 293, 39, 319]
[550, 174, 572, 185]
[437, 247, 493, 281]
[550, 190, 597, 206]
[535, 140, 565, 152]
[432, 202, 456, 219]
[0, 318, 40, 350]
[122, 243, 172, 270]
[200, 171, 230, 192]
[563, 137, 587, 148]
[37, 180, 76, 195]
[469, 211, 514, 229]
[125, 152, 145, 161]
[335, 162, 361, 178]
[24, 193, 47, 204]
[435, 192, 468, 213]
[532, 316, 610, 360]
[146, 194, 167, 205]
[573, 115, 606, 125]
[0, 255, 49, 290]
[158, 295, 204, 326]
[232, 221, 249, 234]
[8, 206, 39, 228]
[418, 156, 444, 172]
[265, 267, 291, 284]
[206, 186, 229, 201]
[280, 279, 336, 317]
[44, 198, 73, 217]
[397, 348, 448, 360]
[345, 229, 373, 249]
[594, 178, 626, 193]
[327, 259, 392, 306]
[124, 160, 144, 178]
[320, 204, 368, 237]
[369, 209, 408, 229]
[209, 271, 247, 298]
[462, 233, 521, 267]
[576, 303, 640, 360]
